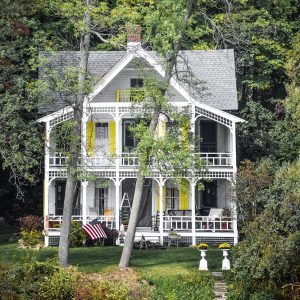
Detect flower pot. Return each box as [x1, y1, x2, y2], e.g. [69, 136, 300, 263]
[221, 249, 230, 270]
[199, 249, 208, 271]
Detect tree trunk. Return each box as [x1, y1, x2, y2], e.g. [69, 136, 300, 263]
[119, 0, 194, 269]
[119, 108, 160, 268]
[58, 2, 91, 267]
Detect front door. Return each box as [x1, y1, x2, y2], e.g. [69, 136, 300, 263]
[95, 187, 108, 215]
[55, 180, 66, 215]
[55, 180, 81, 215]
[202, 182, 217, 208]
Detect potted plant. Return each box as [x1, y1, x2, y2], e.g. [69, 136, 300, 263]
[196, 243, 209, 271]
[218, 242, 231, 250]
[196, 243, 209, 250]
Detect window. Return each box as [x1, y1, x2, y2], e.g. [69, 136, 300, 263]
[166, 188, 180, 210]
[95, 123, 108, 154]
[123, 120, 137, 151]
[95, 188, 108, 215]
[130, 78, 143, 88]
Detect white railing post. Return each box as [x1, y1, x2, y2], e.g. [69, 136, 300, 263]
[191, 182, 196, 246]
[159, 179, 164, 245]
[44, 121, 51, 247]
[81, 181, 88, 225]
[115, 180, 120, 230]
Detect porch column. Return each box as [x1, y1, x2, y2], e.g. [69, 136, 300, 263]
[115, 108, 120, 169]
[159, 179, 164, 245]
[231, 122, 238, 244]
[231, 122, 237, 172]
[230, 178, 238, 245]
[191, 105, 197, 246]
[44, 121, 51, 247]
[115, 180, 120, 230]
[191, 182, 196, 246]
[81, 181, 88, 225]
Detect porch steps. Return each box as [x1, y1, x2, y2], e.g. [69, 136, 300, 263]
[212, 272, 228, 300]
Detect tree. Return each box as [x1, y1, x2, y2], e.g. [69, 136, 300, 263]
[118, 0, 196, 268]
[40, 0, 113, 266]
[0, 0, 48, 220]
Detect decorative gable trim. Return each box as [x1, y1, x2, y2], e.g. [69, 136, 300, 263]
[38, 48, 245, 125]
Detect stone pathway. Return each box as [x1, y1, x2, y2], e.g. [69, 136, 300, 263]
[212, 272, 228, 300]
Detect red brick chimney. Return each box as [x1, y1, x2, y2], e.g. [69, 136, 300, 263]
[127, 25, 141, 52]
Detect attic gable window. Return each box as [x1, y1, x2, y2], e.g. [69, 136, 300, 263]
[130, 78, 143, 88]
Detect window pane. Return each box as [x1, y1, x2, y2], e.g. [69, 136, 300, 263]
[130, 78, 143, 88]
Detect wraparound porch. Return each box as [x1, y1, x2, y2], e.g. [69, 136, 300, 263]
[46, 214, 236, 246]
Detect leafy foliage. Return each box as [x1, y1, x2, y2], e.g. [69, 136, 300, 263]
[19, 215, 43, 232]
[145, 272, 214, 300]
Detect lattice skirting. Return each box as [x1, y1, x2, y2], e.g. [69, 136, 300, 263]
[195, 236, 234, 246]
[48, 235, 234, 247]
[49, 235, 60, 246]
[163, 236, 193, 246]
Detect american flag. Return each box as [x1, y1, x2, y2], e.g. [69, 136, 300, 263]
[82, 219, 107, 240]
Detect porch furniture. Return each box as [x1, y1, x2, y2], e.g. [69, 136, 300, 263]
[167, 230, 181, 248]
[167, 209, 192, 216]
[208, 208, 223, 219]
[139, 235, 148, 250]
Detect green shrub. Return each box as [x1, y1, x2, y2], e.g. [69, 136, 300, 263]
[145, 272, 214, 300]
[0, 260, 59, 299]
[39, 267, 79, 300]
[74, 277, 131, 300]
[19, 215, 43, 231]
[227, 288, 278, 300]
[70, 221, 86, 247]
[19, 230, 43, 247]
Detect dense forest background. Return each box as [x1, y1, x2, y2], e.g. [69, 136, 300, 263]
[0, 0, 299, 297]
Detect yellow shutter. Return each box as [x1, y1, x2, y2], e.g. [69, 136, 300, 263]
[180, 179, 189, 210]
[86, 121, 95, 157]
[182, 123, 189, 149]
[109, 121, 116, 156]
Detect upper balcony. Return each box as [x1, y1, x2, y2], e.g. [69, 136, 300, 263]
[115, 89, 144, 102]
[49, 152, 233, 168]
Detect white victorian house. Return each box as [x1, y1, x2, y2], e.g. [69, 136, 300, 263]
[38, 34, 244, 247]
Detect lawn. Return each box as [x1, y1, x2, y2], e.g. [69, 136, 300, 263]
[0, 241, 227, 275]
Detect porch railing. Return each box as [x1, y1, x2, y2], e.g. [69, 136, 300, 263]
[116, 89, 144, 102]
[48, 215, 116, 231]
[120, 153, 139, 166]
[49, 152, 66, 167]
[85, 156, 115, 167]
[162, 216, 234, 231]
[197, 153, 232, 166]
[49, 152, 232, 167]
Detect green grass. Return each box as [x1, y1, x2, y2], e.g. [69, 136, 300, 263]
[0, 242, 228, 275]
[0, 241, 222, 299]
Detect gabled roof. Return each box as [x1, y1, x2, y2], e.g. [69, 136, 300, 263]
[39, 48, 238, 114]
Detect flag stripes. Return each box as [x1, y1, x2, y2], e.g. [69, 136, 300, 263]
[82, 222, 107, 240]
